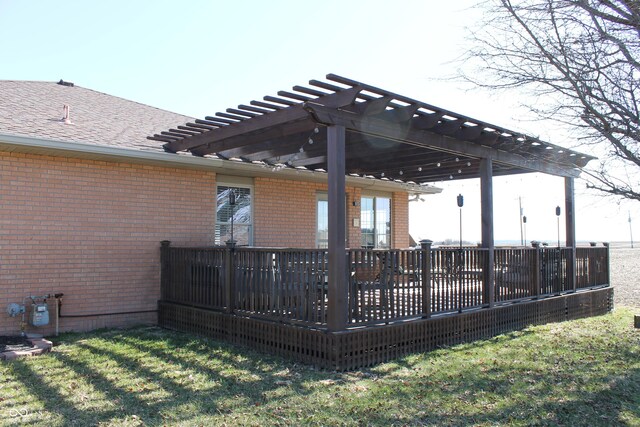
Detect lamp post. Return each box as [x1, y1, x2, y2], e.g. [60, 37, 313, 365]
[227, 190, 237, 247]
[555, 206, 561, 248]
[457, 194, 464, 250]
[457, 194, 464, 313]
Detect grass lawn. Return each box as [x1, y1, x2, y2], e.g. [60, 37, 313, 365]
[0, 308, 638, 426]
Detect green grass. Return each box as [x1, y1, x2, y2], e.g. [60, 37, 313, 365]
[0, 309, 638, 426]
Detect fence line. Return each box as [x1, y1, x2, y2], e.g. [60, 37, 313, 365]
[160, 243, 610, 329]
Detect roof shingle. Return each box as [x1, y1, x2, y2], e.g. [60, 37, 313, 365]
[0, 80, 193, 152]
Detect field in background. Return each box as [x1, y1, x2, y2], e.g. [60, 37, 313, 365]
[610, 246, 640, 308]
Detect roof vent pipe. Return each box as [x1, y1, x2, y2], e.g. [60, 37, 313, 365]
[57, 79, 74, 87]
[62, 104, 72, 124]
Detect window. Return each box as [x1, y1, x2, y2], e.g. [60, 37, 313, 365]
[215, 185, 252, 245]
[316, 194, 329, 248]
[361, 195, 391, 249]
[315, 193, 348, 249]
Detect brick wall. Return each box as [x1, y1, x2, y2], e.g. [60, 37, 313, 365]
[0, 151, 410, 335]
[253, 177, 363, 248]
[0, 152, 216, 335]
[392, 192, 410, 248]
[253, 178, 408, 249]
[346, 187, 362, 247]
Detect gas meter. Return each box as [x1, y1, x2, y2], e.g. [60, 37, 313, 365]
[30, 302, 49, 327]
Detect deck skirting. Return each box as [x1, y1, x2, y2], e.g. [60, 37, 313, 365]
[158, 287, 613, 370]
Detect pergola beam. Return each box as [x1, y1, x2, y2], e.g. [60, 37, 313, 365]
[565, 177, 577, 291]
[480, 158, 495, 307]
[327, 125, 348, 332]
[191, 118, 316, 157]
[304, 103, 582, 178]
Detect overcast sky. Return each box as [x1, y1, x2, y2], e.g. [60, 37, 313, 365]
[0, 0, 636, 244]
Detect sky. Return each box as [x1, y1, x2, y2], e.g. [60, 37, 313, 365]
[0, 0, 636, 244]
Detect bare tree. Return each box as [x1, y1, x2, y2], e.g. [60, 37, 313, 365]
[462, 0, 640, 201]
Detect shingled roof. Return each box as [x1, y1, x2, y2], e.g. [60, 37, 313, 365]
[0, 80, 193, 152]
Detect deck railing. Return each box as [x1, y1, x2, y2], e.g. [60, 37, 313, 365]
[160, 246, 227, 311]
[233, 248, 328, 326]
[576, 247, 609, 290]
[430, 247, 488, 314]
[160, 242, 610, 329]
[348, 249, 424, 324]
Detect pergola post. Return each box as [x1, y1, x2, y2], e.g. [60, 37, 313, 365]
[480, 158, 495, 307]
[327, 125, 348, 331]
[565, 177, 577, 292]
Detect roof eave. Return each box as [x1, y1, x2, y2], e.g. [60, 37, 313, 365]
[0, 132, 440, 195]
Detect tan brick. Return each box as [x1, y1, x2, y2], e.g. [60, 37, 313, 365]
[0, 151, 215, 335]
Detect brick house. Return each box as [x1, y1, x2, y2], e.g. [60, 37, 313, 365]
[0, 79, 436, 335]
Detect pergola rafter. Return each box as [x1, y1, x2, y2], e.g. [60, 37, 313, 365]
[149, 74, 593, 184]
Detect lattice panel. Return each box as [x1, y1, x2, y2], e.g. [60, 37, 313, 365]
[158, 288, 613, 371]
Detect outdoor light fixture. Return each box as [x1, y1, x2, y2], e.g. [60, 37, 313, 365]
[523, 215, 527, 245]
[519, 197, 524, 246]
[555, 205, 561, 247]
[456, 193, 464, 313]
[228, 190, 237, 246]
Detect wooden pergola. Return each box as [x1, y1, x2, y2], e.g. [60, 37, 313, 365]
[150, 74, 595, 332]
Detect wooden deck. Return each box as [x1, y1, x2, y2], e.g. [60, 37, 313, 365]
[158, 243, 612, 370]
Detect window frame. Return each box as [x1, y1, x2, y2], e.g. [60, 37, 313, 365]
[360, 192, 392, 249]
[215, 177, 254, 246]
[316, 193, 329, 249]
[315, 192, 349, 249]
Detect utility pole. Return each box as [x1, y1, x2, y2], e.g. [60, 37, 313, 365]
[629, 211, 634, 249]
[519, 196, 524, 246]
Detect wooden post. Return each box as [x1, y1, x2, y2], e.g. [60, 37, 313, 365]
[224, 242, 235, 314]
[532, 241, 541, 297]
[420, 239, 432, 318]
[160, 240, 171, 301]
[605, 242, 611, 287]
[480, 158, 495, 307]
[327, 125, 348, 331]
[565, 177, 577, 292]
